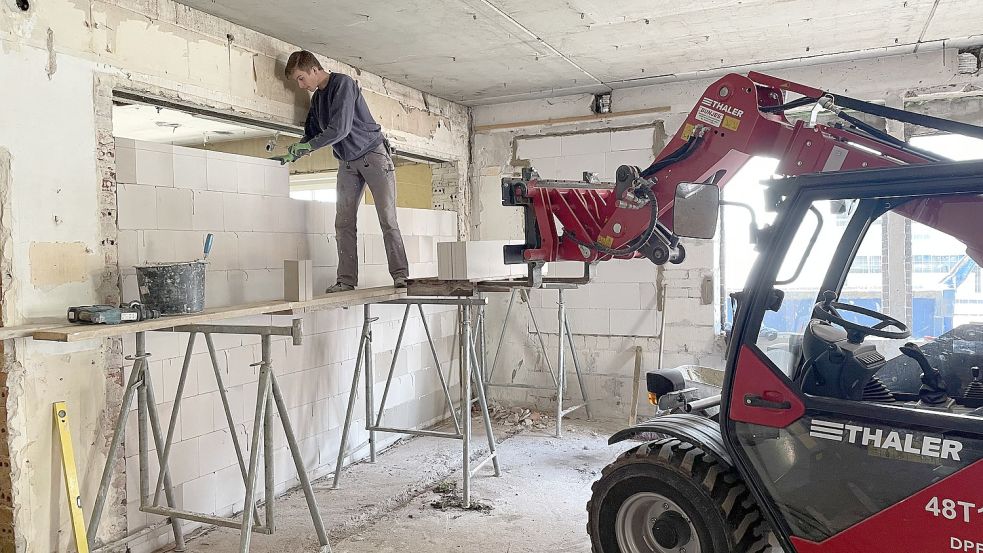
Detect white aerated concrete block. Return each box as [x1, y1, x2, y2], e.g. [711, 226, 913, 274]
[192, 190, 224, 231]
[436, 240, 519, 280]
[266, 165, 289, 196]
[611, 128, 655, 151]
[605, 149, 654, 173]
[516, 135, 561, 160]
[118, 184, 157, 230]
[561, 131, 610, 156]
[555, 153, 605, 181]
[609, 309, 659, 337]
[116, 145, 137, 184]
[156, 187, 193, 230]
[173, 152, 207, 190]
[206, 154, 237, 192]
[588, 283, 641, 310]
[284, 259, 313, 301]
[236, 162, 266, 194]
[135, 147, 174, 187]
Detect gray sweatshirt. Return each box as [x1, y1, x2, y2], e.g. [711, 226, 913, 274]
[302, 73, 384, 162]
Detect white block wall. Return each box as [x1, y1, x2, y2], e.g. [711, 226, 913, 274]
[476, 125, 725, 420]
[115, 139, 458, 551]
[483, 251, 722, 420]
[516, 129, 654, 182]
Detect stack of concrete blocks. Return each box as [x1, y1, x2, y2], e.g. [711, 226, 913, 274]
[115, 139, 459, 552]
[479, 129, 724, 421]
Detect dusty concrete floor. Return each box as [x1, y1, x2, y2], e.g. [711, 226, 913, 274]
[175, 416, 625, 553]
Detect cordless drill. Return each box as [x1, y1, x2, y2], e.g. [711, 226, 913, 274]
[67, 302, 160, 325]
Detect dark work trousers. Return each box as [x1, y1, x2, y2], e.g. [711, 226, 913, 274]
[334, 142, 409, 286]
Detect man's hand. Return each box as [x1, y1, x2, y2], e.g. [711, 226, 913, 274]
[271, 153, 297, 165]
[287, 141, 313, 158]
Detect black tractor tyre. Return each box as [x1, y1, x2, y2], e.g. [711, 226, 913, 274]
[587, 438, 772, 553]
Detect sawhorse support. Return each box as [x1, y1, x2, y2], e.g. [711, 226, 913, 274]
[87, 321, 330, 553]
[332, 298, 500, 508]
[485, 287, 593, 437]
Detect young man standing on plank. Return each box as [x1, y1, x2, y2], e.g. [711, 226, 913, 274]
[280, 50, 409, 292]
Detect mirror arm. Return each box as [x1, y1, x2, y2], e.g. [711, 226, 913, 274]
[720, 200, 760, 243]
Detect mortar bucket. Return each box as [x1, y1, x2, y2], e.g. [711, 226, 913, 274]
[135, 261, 206, 315]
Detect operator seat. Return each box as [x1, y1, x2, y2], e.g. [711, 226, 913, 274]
[797, 320, 894, 402]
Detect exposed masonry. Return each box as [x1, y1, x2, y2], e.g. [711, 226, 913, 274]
[1, 0, 473, 547]
[94, 74, 130, 543]
[0, 150, 14, 550]
[430, 161, 459, 211]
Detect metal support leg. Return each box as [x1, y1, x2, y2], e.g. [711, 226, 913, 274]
[87, 343, 146, 548]
[419, 304, 462, 434]
[565, 318, 593, 421]
[461, 305, 473, 508]
[239, 359, 272, 552]
[153, 332, 197, 505]
[374, 304, 411, 427]
[262, 335, 275, 534]
[364, 304, 376, 463]
[270, 374, 331, 551]
[556, 290, 566, 438]
[487, 288, 516, 383]
[523, 289, 557, 385]
[468, 337, 501, 477]
[205, 334, 263, 526]
[139, 353, 186, 550]
[332, 312, 372, 489]
[137, 359, 150, 506]
[478, 299, 488, 387]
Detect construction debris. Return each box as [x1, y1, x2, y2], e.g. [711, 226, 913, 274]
[487, 403, 552, 430]
[428, 480, 492, 512]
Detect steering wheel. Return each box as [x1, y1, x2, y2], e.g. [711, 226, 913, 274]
[812, 291, 910, 344]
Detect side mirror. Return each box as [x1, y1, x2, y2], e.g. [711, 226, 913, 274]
[673, 182, 720, 239]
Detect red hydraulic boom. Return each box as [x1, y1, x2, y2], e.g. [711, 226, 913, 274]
[501, 71, 983, 281]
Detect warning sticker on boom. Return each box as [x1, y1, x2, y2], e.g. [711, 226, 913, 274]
[722, 115, 741, 131]
[695, 106, 724, 128]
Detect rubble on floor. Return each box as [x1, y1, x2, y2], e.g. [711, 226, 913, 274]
[487, 403, 552, 429]
[427, 480, 493, 512]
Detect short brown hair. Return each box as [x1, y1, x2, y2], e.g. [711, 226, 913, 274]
[285, 50, 322, 77]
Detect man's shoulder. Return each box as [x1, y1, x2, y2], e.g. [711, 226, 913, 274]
[330, 72, 357, 89]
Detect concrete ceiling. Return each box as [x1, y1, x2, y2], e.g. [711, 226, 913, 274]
[175, 0, 983, 105]
[113, 104, 275, 145]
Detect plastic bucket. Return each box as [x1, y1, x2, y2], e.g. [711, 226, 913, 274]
[135, 261, 206, 315]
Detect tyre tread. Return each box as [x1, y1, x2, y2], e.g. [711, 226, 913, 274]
[587, 438, 772, 553]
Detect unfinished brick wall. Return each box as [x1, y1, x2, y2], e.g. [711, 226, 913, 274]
[430, 161, 459, 211]
[0, 345, 13, 553]
[0, 148, 13, 552]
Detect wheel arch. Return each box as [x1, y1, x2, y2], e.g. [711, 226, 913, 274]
[608, 413, 732, 465]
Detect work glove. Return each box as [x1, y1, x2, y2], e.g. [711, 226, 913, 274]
[287, 141, 313, 158]
[271, 152, 297, 165]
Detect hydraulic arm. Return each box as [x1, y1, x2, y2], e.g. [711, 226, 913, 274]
[502, 71, 983, 281]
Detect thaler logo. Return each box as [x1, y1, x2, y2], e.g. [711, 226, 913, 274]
[701, 97, 744, 118]
[809, 419, 963, 461]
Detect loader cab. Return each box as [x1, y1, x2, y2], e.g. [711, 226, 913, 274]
[717, 160, 983, 552]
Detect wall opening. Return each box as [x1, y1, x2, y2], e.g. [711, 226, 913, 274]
[112, 92, 453, 210]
